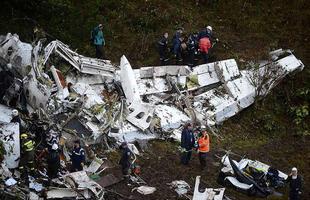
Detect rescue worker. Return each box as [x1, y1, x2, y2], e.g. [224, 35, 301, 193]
[180, 123, 195, 165]
[119, 142, 132, 176]
[287, 167, 303, 200]
[47, 143, 60, 184]
[197, 128, 210, 170]
[92, 24, 105, 59]
[199, 36, 211, 63]
[19, 133, 36, 181]
[46, 129, 59, 151]
[172, 28, 184, 64]
[11, 109, 20, 123]
[157, 32, 169, 65]
[187, 33, 199, 68]
[70, 140, 85, 172]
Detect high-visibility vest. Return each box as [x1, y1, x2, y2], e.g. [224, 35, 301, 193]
[23, 139, 35, 151]
[198, 135, 210, 153]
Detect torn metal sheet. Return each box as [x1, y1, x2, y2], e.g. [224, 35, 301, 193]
[120, 56, 154, 130]
[168, 180, 190, 196]
[191, 63, 220, 88]
[154, 105, 191, 131]
[0, 104, 14, 123]
[134, 65, 190, 95]
[194, 87, 239, 124]
[137, 65, 190, 78]
[65, 171, 104, 199]
[85, 157, 104, 174]
[214, 59, 240, 82]
[0, 33, 32, 77]
[23, 70, 52, 109]
[46, 188, 93, 199]
[63, 116, 93, 137]
[0, 163, 12, 178]
[72, 82, 104, 109]
[44, 40, 116, 77]
[126, 102, 154, 131]
[224, 176, 253, 190]
[219, 154, 287, 197]
[120, 55, 142, 104]
[193, 176, 225, 200]
[224, 76, 256, 109]
[109, 121, 156, 142]
[0, 122, 20, 168]
[96, 174, 122, 188]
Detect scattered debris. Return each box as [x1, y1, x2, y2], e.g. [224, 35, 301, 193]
[218, 154, 287, 197]
[0, 32, 304, 199]
[168, 180, 191, 196]
[132, 185, 156, 195]
[193, 176, 225, 200]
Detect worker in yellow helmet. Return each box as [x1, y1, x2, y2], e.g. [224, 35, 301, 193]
[19, 132, 36, 182]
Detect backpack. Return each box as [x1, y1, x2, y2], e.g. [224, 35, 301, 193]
[90, 28, 98, 44]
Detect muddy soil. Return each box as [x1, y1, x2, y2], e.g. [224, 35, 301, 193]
[103, 134, 309, 200]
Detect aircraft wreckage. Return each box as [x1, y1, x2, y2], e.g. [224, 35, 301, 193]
[0, 33, 304, 199]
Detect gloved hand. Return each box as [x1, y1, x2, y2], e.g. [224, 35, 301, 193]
[298, 191, 302, 195]
[216, 38, 219, 42]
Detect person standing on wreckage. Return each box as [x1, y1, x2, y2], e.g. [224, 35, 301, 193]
[47, 143, 60, 185]
[180, 123, 195, 165]
[70, 140, 86, 172]
[19, 132, 36, 183]
[119, 142, 133, 177]
[91, 23, 106, 59]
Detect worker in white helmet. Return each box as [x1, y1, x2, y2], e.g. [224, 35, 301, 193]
[47, 143, 60, 184]
[286, 167, 303, 200]
[11, 109, 20, 123]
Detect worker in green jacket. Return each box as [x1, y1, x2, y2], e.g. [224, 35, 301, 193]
[91, 24, 106, 59]
[19, 133, 36, 182]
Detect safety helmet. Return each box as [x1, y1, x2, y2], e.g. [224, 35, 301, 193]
[292, 167, 298, 172]
[12, 109, 19, 117]
[20, 133, 28, 139]
[206, 26, 212, 32]
[52, 143, 59, 150]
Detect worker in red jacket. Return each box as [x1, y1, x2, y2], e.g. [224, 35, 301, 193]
[199, 37, 211, 63]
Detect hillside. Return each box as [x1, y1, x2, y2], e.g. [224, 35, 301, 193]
[0, 0, 309, 199]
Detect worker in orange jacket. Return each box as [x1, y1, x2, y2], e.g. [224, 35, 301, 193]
[197, 128, 210, 170]
[199, 37, 211, 63]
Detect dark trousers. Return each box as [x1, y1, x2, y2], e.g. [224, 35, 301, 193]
[48, 165, 58, 179]
[158, 46, 168, 65]
[71, 162, 83, 172]
[95, 45, 105, 59]
[289, 191, 301, 200]
[199, 152, 208, 169]
[19, 150, 35, 178]
[188, 51, 196, 68]
[181, 150, 192, 165]
[201, 52, 209, 63]
[120, 162, 131, 175]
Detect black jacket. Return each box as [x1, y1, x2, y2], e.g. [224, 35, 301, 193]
[287, 175, 302, 193]
[181, 128, 195, 150]
[119, 147, 131, 167]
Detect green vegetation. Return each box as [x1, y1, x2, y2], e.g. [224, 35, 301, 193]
[0, 140, 6, 163]
[0, 1, 309, 199]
